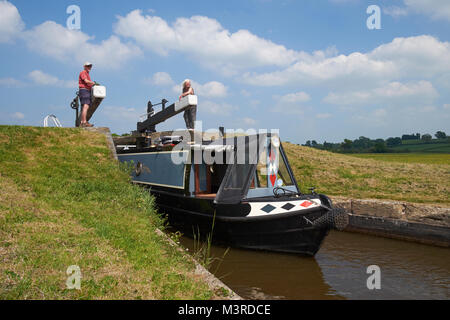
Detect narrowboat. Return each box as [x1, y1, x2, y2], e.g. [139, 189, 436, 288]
[114, 96, 348, 256]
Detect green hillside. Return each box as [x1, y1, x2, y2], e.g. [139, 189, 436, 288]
[0, 126, 213, 299]
[283, 142, 450, 206]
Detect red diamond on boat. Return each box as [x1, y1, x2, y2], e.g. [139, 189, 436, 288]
[300, 201, 313, 208]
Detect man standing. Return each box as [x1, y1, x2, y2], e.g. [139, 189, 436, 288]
[78, 62, 95, 127]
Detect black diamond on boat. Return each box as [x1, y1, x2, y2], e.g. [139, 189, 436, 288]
[261, 204, 276, 213]
[281, 203, 295, 211]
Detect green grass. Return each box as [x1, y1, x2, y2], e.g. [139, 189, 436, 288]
[348, 153, 450, 165]
[0, 126, 213, 300]
[283, 143, 450, 206]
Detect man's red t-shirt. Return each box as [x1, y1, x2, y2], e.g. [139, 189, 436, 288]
[79, 70, 92, 90]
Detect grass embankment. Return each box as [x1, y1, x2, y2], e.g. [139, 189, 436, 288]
[0, 126, 213, 299]
[284, 143, 450, 206]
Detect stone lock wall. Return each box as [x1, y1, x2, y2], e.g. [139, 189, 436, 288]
[331, 197, 450, 228]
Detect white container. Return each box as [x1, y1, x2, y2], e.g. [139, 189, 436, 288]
[175, 94, 197, 112]
[92, 85, 106, 99]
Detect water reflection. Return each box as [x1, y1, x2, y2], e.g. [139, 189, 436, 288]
[177, 231, 450, 300]
[316, 231, 450, 300]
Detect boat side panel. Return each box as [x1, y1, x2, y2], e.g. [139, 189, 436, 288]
[118, 151, 189, 190]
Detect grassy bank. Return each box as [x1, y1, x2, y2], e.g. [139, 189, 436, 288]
[284, 143, 450, 206]
[0, 126, 213, 299]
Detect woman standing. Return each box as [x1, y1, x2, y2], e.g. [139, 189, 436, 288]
[179, 79, 196, 130]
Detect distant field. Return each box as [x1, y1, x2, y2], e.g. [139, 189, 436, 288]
[283, 143, 450, 206]
[349, 153, 450, 165]
[400, 139, 448, 145]
[390, 140, 450, 153]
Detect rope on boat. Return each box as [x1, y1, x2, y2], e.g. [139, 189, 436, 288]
[309, 200, 349, 231]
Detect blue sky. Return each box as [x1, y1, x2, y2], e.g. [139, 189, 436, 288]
[0, 0, 449, 144]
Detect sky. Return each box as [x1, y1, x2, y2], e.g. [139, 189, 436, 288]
[0, 0, 449, 144]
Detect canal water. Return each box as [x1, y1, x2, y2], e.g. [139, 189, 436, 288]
[178, 231, 450, 300]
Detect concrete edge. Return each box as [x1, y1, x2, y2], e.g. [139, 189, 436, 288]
[83, 127, 118, 160]
[331, 196, 450, 247]
[345, 214, 450, 247]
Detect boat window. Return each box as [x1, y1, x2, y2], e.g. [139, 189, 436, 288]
[247, 136, 297, 198]
[214, 134, 297, 204]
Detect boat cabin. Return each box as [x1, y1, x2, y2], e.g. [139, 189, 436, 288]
[117, 132, 300, 205]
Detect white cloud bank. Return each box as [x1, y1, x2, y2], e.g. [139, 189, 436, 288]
[241, 35, 450, 88]
[114, 10, 333, 75]
[0, 0, 25, 43]
[383, 0, 450, 21]
[22, 21, 142, 69]
[0, 2, 141, 69]
[323, 81, 439, 106]
[404, 0, 450, 22]
[28, 70, 77, 88]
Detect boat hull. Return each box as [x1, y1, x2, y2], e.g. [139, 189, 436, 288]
[156, 198, 331, 256]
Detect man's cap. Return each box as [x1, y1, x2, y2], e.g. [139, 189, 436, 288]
[84, 62, 93, 67]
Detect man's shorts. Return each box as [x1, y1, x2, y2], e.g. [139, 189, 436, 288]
[79, 88, 91, 106]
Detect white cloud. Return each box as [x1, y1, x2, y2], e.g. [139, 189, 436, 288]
[11, 112, 25, 120]
[278, 92, 311, 104]
[242, 35, 450, 89]
[383, 6, 409, 18]
[195, 81, 228, 98]
[0, 0, 25, 43]
[242, 51, 395, 87]
[382, 1, 450, 21]
[404, 0, 450, 21]
[172, 80, 228, 98]
[0, 77, 25, 87]
[0, 2, 141, 69]
[99, 106, 142, 122]
[114, 10, 323, 75]
[323, 81, 439, 106]
[369, 35, 450, 78]
[444, 104, 450, 110]
[22, 21, 142, 69]
[200, 100, 236, 116]
[146, 72, 175, 86]
[242, 117, 257, 126]
[271, 92, 312, 116]
[28, 70, 77, 88]
[352, 108, 388, 127]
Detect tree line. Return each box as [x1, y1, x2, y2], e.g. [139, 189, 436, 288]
[303, 131, 448, 153]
